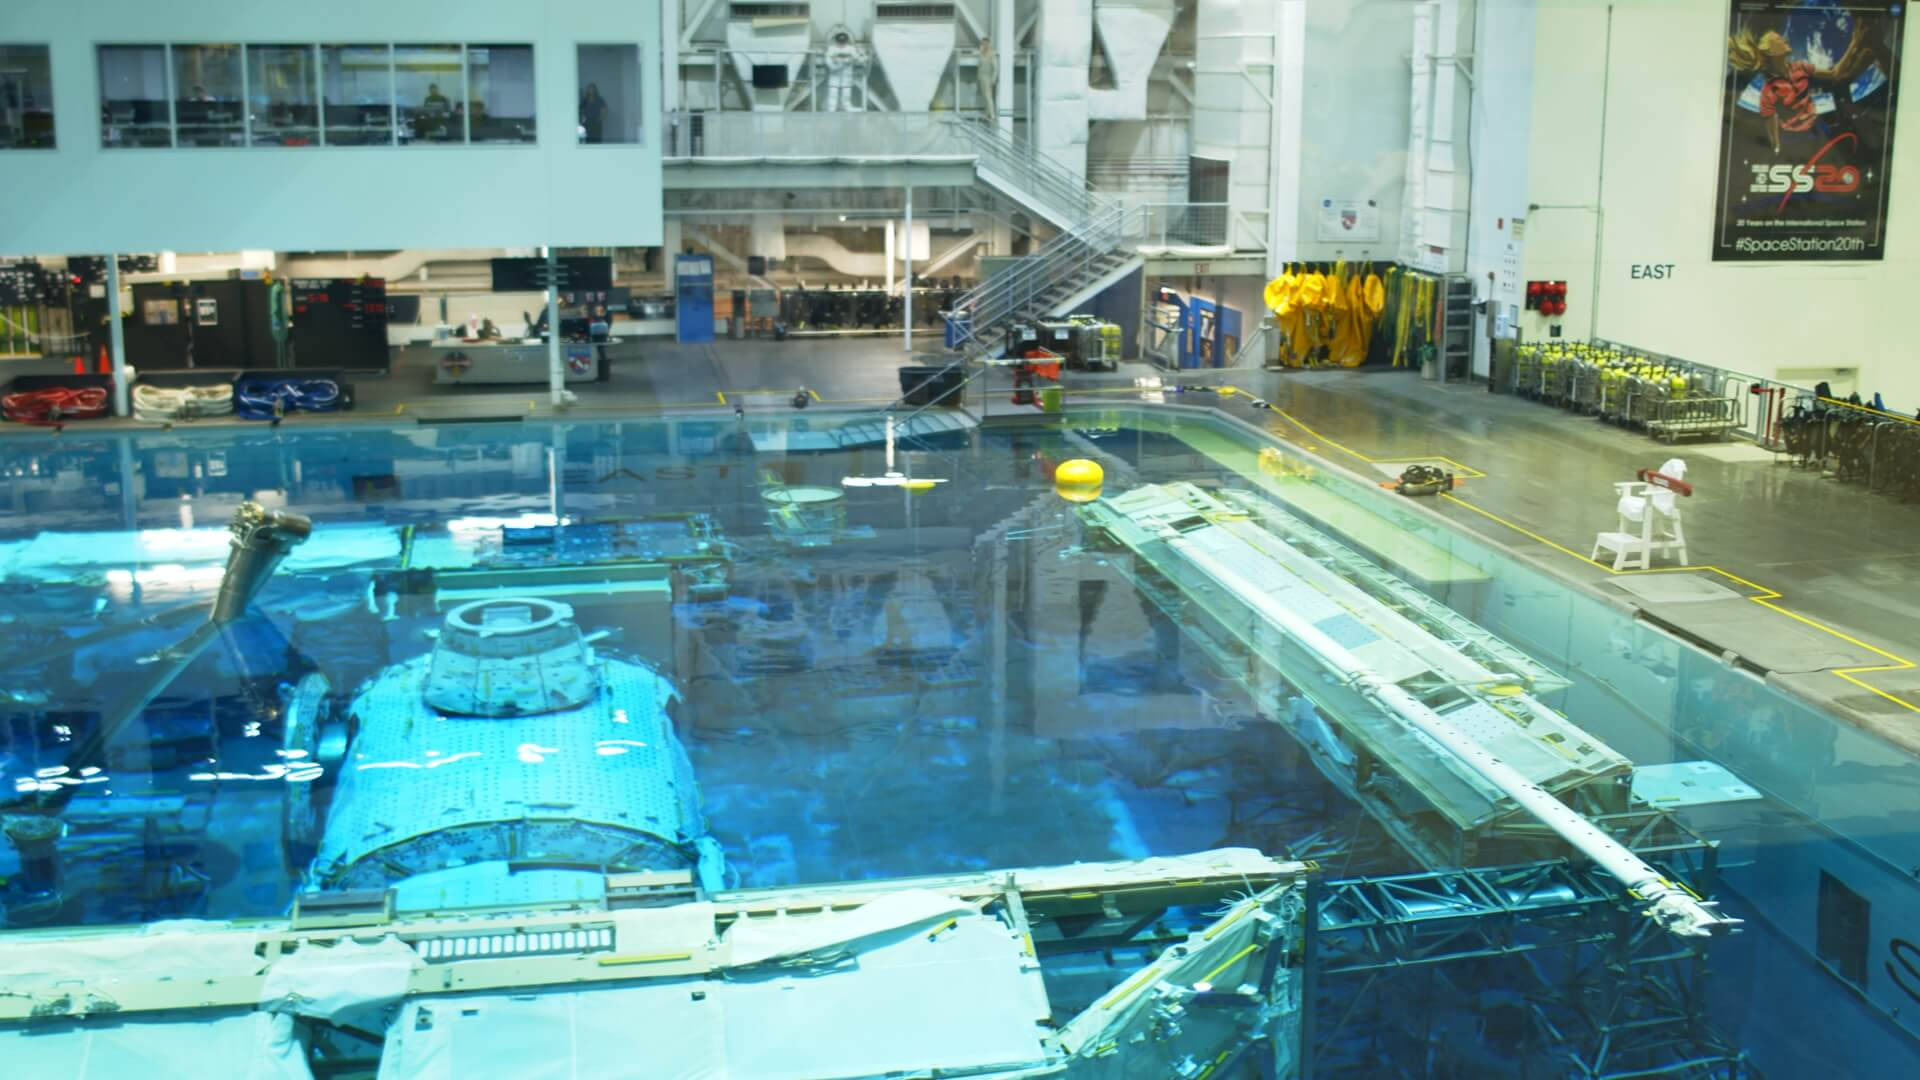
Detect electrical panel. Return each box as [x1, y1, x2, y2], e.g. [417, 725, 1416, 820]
[290, 278, 389, 370]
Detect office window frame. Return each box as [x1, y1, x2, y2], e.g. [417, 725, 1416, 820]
[464, 43, 537, 145]
[93, 42, 542, 149]
[245, 43, 322, 148]
[170, 43, 246, 148]
[320, 43, 395, 148]
[0, 43, 56, 150]
[393, 42, 468, 146]
[575, 43, 644, 147]
[98, 43, 175, 149]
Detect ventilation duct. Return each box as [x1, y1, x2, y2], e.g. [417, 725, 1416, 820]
[871, 3, 958, 113]
[1089, 0, 1176, 121]
[1034, 0, 1094, 176]
[725, 2, 814, 112]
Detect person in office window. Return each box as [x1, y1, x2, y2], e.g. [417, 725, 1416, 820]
[422, 83, 452, 114]
[188, 84, 214, 103]
[580, 82, 608, 144]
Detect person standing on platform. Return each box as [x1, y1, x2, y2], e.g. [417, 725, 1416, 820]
[580, 82, 608, 144]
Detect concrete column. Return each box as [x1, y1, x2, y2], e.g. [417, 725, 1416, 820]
[662, 0, 681, 113]
[989, 219, 1014, 257]
[996, 0, 1015, 134]
[545, 247, 565, 407]
[1268, 2, 1307, 274]
[885, 218, 897, 294]
[106, 255, 129, 417]
[664, 218, 682, 290]
[903, 185, 914, 352]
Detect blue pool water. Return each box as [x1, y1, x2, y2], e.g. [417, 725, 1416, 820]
[0, 415, 1356, 926]
[2, 408, 1918, 1076]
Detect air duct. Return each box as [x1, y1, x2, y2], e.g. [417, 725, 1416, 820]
[871, 3, 958, 113]
[725, 2, 814, 112]
[1034, 0, 1094, 176]
[1089, 0, 1176, 121]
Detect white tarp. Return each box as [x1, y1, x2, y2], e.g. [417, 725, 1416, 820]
[0, 918, 264, 978]
[258, 935, 418, 1024]
[723, 888, 975, 967]
[380, 907, 1051, 1080]
[0, 1011, 310, 1080]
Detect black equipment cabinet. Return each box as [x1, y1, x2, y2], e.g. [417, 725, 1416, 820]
[124, 279, 275, 370]
[289, 278, 390, 371]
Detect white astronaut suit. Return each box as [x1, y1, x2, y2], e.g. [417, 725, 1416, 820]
[823, 27, 866, 111]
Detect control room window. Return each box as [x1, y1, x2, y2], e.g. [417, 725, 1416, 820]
[577, 44, 642, 144]
[321, 44, 393, 146]
[0, 45, 55, 149]
[466, 45, 535, 144]
[99, 45, 172, 147]
[248, 45, 320, 147]
[172, 44, 244, 147]
[395, 44, 465, 144]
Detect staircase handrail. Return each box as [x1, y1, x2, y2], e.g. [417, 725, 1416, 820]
[949, 203, 1142, 341]
[942, 118, 1120, 226]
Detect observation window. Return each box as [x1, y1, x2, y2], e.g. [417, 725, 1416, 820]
[577, 45, 642, 144]
[0, 45, 54, 149]
[99, 45, 171, 148]
[247, 45, 319, 147]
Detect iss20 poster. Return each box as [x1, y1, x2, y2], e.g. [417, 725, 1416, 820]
[1713, 1, 1904, 261]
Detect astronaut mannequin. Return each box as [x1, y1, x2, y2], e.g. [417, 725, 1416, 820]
[823, 27, 866, 112]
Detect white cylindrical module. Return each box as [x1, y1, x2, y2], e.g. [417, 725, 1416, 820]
[308, 598, 716, 905]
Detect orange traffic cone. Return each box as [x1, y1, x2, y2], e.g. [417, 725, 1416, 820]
[72, 354, 86, 375]
[98, 344, 110, 374]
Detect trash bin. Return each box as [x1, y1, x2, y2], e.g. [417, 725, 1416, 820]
[943, 311, 972, 349]
[898, 366, 965, 407]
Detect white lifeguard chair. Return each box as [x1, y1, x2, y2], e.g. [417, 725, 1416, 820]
[1591, 459, 1690, 571]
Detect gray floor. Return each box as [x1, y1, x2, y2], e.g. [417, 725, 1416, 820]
[1219, 367, 1920, 739]
[9, 336, 1918, 738]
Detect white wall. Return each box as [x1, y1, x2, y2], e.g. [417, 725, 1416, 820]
[1524, 0, 1920, 407]
[1193, 0, 1281, 256]
[1295, 0, 1415, 263]
[0, 0, 664, 255]
[1465, 0, 1536, 375]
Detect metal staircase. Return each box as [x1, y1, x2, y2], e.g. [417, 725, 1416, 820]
[891, 120, 1147, 414]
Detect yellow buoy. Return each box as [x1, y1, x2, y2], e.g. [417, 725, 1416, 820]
[1055, 458, 1105, 503]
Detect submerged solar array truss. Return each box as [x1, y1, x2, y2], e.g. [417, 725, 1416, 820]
[1078, 482, 1734, 938]
[1305, 807, 1743, 1078]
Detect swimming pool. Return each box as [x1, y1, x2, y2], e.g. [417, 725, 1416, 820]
[0, 405, 1915, 1077]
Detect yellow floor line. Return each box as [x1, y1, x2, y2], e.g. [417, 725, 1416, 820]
[1268, 407, 1920, 715]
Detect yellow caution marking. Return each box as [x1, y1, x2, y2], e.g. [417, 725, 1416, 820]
[1098, 968, 1161, 1010]
[1199, 943, 1261, 987]
[596, 952, 692, 967]
[1259, 405, 1919, 716]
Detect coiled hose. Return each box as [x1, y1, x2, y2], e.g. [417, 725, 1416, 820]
[2, 386, 110, 424]
[132, 383, 235, 423]
[234, 378, 344, 420]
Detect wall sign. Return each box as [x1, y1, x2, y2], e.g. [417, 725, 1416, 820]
[1316, 198, 1381, 243]
[195, 297, 219, 326]
[1630, 263, 1677, 280]
[1713, 1, 1904, 261]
